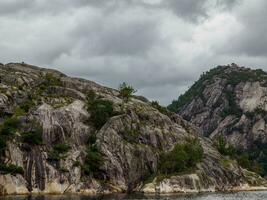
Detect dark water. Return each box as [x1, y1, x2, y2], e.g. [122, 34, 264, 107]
[1, 192, 267, 200]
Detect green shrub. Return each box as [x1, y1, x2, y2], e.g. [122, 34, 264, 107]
[216, 138, 267, 176]
[251, 163, 264, 175]
[220, 90, 242, 118]
[37, 73, 62, 95]
[245, 111, 254, 119]
[13, 107, 26, 117]
[0, 137, 6, 153]
[0, 126, 14, 137]
[0, 117, 21, 155]
[216, 136, 236, 157]
[43, 73, 62, 86]
[22, 131, 42, 145]
[21, 121, 43, 145]
[220, 159, 233, 169]
[0, 117, 20, 137]
[73, 161, 81, 167]
[183, 138, 204, 166]
[122, 129, 140, 143]
[48, 143, 71, 161]
[0, 163, 24, 175]
[159, 138, 203, 174]
[254, 107, 267, 116]
[82, 134, 103, 176]
[237, 154, 251, 169]
[0, 117, 20, 136]
[82, 145, 103, 175]
[22, 132, 42, 145]
[20, 99, 35, 113]
[88, 99, 115, 130]
[226, 70, 267, 86]
[48, 150, 62, 161]
[118, 82, 136, 102]
[88, 134, 97, 145]
[53, 143, 71, 154]
[240, 140, 267, 176]
[236, 152, 264, 175]
[86, 90, 97, 103]
[151, 101, 170, 115]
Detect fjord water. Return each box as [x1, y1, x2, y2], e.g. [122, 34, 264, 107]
[1, 192, 267, 200]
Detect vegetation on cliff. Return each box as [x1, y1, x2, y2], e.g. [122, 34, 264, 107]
[119, 82, 136, 102]
[86, 90, 117, 130]
[169, 64, 267, 177]
[215, 136, 264, 175]
[168, 64, 267, 113]
[0, 63, 266, 194]
[159, 138, 203, 175]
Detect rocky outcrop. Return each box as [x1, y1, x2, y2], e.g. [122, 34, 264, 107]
[0, 63, 266, 195]
[169, 63, 267, 178]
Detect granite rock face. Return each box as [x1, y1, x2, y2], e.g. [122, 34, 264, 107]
[169, 63, 267, 178]
[0, 63, 266, 195]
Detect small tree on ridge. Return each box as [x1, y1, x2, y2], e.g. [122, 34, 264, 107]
[118, 82, 136, 102]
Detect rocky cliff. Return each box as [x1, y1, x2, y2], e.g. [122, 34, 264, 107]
[0, 63, 266, 195]
[169, 63, 267, 178]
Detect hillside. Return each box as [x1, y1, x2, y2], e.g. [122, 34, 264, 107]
[169, 63, 267, 177]
[0, 63, 266, 195]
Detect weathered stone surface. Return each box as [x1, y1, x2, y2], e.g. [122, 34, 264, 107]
[0, 63, 266, 195]
[171, 65, 267, 146]
[169, 64, 267, 178]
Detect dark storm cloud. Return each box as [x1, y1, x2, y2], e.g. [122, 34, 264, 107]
[0, 0, 267, 105]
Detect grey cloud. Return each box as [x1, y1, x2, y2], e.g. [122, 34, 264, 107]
[161, 0, 241, 22]
[216, 0, 267, 57]
[0, 0, 33, 15]
[161, 0, 207, 22]
[0, 0, 97, 17]
[73, 18, 159, 56]
[0, 0, 266, 106]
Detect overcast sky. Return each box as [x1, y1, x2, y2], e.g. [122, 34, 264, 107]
[1, 0, 267, 105]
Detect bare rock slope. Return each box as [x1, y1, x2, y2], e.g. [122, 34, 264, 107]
[0, 63, 266, 195]
[169, 63, 267, 178]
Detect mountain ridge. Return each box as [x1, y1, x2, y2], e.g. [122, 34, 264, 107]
[0, 62, 266, 195]
[169, 63, 267, 178]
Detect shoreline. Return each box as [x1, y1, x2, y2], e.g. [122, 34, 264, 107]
[1, 186, 267, 197]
